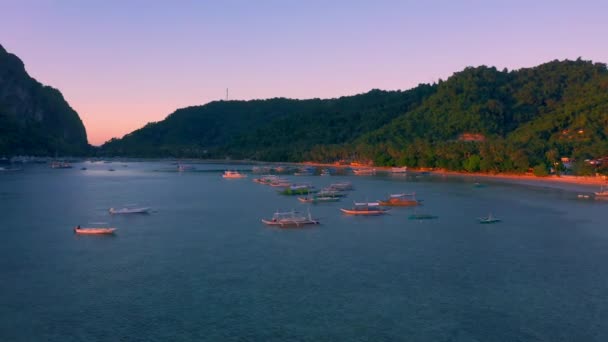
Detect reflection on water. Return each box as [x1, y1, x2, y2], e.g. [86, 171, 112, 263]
[1, 162, 608, 341]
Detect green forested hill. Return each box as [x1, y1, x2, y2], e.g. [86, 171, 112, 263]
[101, 86, 435, 159]
[102, 58, 608, 174]
[0, 44, 89, 156]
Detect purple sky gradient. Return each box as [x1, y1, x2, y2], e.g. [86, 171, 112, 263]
[1, 0, 607, 145]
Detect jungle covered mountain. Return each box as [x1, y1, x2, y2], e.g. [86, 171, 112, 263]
[102, 58, 608, 174]
[0, 44, 89, 156]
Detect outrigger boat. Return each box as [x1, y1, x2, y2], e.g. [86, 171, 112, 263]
[222, 170, 247, 179]
[298, 194, 341, 203]
[109, 207, 150, 214]
[378, 193, 420, 207]
[261, 210, 320, 228]
[278, 184, 317, 195]
[327, 182, 353, 191]
[478, 213, 501, 224]
[340, 202, 389, 215]
[74, 226, 116, 235]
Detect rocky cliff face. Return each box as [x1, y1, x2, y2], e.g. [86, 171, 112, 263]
[0, 44, 89, 156]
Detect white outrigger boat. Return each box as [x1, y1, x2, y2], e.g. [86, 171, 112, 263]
[340, 202, 389, 215]
[109, 207, 151, 214]
[261, 210, 320, 228]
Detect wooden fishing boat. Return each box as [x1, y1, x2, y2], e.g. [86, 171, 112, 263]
[378, 193, 420, 207]
[74, 227, 116, 235]
[222, 170, 247, 179]
[340, 202, 389, 215]
[261, 210, 320, 228]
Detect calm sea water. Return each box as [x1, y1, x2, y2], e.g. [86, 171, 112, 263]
[1, 161, 608, 341]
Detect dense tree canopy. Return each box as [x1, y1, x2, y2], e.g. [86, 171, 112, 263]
[101, 58, 608, 175]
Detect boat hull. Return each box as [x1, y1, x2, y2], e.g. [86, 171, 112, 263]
[261, 219, 320, 228]
[479, 219, 501, 224]
[74, 227, 116, 235]
[340, 208, 387, 215]
[378, 200, 419, 207]
[109, 207, 150, 214]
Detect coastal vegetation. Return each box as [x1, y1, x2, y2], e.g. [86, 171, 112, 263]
[102, 58, 608, 175]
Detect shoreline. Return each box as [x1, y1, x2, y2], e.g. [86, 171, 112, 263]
[301, 161, 607, 191]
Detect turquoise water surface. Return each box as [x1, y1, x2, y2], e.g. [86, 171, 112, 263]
[1, 162, 607, 341]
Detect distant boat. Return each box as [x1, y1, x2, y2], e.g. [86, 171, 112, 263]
[278, 184, 316, 195]
[109, 207, 150, 214]
[108, 168, 115, 172]
[0, 166, 23, 172]
[327, 182, 353, 191]
[320, 169, 331, 176]
[298, 194, 341, 203]
[261, 210, 320, 228]
[74, 226, 116, 235]
[352, 168, 376, 176]
[340, 202, 389, 215]
[478, 213, 501, 224]
[222, 170, 247, 179]
[390, 166, 408, 173]
[177, 164, 195, 172]
[595, 186, 608, 197]
[378, 193, 420, 207]
[50, 161, 72, 169]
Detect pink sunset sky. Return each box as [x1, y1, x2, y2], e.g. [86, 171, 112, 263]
[1, 0, 607, 145]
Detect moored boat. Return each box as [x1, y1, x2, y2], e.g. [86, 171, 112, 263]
[177, 164, 195, 172]
[261, 210, 320, 228]
[222, 170, 247, 179]
[478, 213, 501, 224]
[109, 207, 150, 214]
[327, 182, 353, 191]
[278, 184, 317, 195]
[352, 168, 376, 176]
[50, 161, 72, 169]
[390, 166, 408, 173]
[298, 194, 341, 203]
[74, 226, 117, 235]
[378, 193, 420, 207]
[340, 202, 389, 215]
[595, 186, 608, 197]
